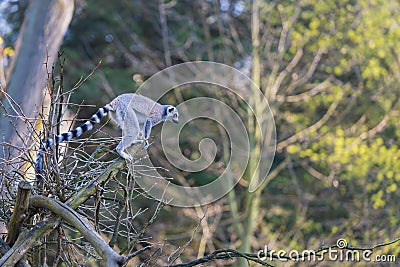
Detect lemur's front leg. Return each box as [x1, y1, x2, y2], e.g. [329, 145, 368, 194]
[143, 119, 153, 150]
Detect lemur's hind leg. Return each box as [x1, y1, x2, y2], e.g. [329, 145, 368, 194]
[142, 120, 153, 150]
[116, 108, 141, 161]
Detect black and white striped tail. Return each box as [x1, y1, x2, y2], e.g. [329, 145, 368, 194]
[35, 105, 112, 181]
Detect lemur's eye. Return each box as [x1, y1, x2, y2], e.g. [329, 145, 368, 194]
[168, 107, 175, 113]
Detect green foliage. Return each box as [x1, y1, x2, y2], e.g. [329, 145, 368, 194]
[258, 0, 400, 256]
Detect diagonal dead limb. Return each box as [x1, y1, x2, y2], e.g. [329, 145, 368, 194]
[29, 195, 126, 267]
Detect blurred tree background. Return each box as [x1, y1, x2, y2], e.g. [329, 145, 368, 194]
[1, 0, 399, 265]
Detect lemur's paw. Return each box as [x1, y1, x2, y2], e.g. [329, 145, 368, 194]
[142, 140, 150, 150]
[118, 151, 133, 161]
[124, 154, 133, 161]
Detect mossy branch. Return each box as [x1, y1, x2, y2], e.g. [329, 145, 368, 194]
[0, 156, 129, 265]
[0, 221, 55, 266]
[29, 195, 126, 266]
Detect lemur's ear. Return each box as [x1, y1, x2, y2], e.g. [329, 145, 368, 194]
[168, 106, 175, 113]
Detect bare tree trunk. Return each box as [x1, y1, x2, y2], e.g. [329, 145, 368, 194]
[0, 0, 74, 176]
[239, 0, 261, 265]
[0, 0, 74, 240]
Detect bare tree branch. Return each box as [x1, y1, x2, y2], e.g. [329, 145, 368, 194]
[29, 195, 126, 266]
[277, 90, 344, 152]
[6, 181, 31, 246]
[167, 237, 400, 267]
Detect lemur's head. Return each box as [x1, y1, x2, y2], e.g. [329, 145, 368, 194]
[164, 105, 179, 123]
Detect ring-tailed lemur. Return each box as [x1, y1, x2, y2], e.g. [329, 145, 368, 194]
[35, 93, 179, 179]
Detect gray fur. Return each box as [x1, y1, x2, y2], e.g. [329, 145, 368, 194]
[35, 93, 179, 179]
